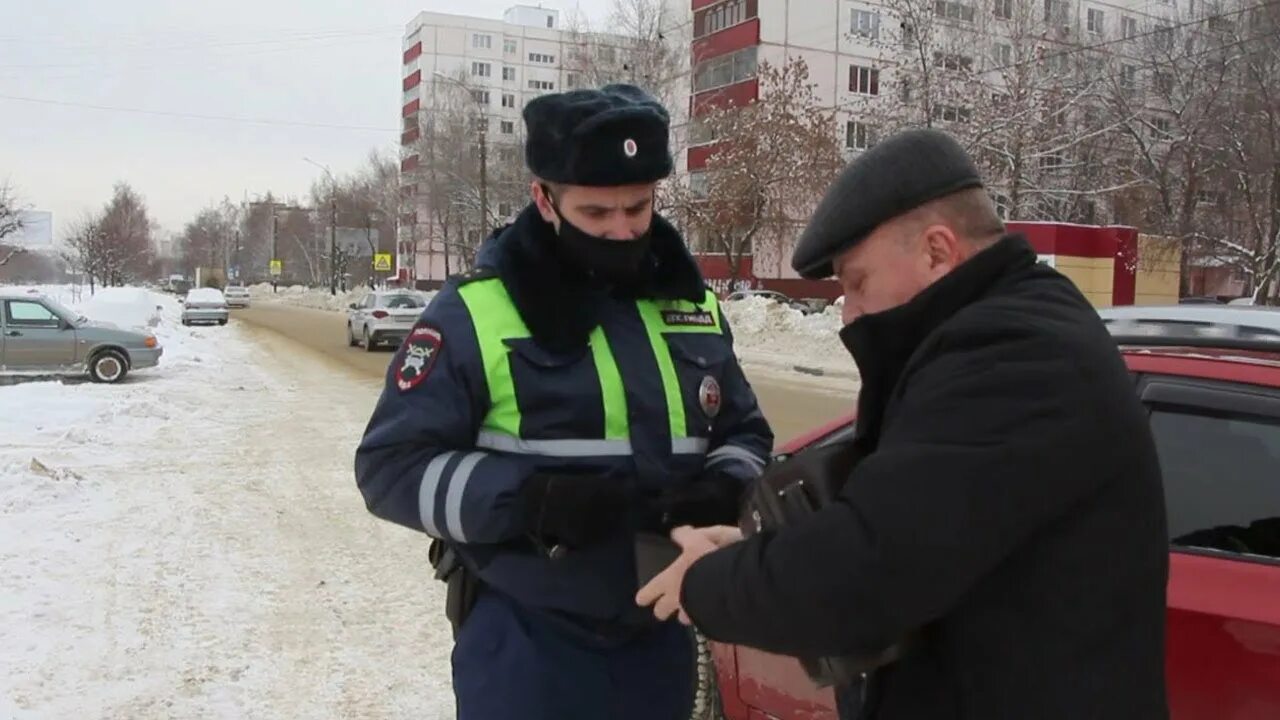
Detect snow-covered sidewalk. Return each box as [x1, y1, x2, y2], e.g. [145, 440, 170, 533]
[1, 288, 454, 719]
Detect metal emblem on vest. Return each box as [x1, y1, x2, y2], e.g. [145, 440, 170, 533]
[661, 310, 715, 327]
[699, 375, 722, 418]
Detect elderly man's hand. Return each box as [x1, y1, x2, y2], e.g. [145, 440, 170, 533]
[635, 525, 744, 624]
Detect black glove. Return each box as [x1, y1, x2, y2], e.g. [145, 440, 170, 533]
[654, 470, 744, 530]
[519, 473, 629, 549]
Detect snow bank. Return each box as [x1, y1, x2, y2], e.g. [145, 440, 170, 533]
[77, 286, 164, 329]
[721, 295, 853, 375]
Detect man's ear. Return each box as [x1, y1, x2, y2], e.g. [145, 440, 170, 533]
[922, 225, 962, 274]
[531, 181, 557, 225]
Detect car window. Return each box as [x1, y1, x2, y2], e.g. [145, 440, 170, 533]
[362, 295, 376, 309]
[5, 300, 62, 328]
[380, 294, 424, 309]
[1153, 408, 1280, 561]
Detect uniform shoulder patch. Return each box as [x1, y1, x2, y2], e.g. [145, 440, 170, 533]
[661, 309, 716, 327]
[396, 324, 444, 392]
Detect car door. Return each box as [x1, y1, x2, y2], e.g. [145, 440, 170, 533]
[1137, 375, 1280, 720]
[2, 299, 77, 369]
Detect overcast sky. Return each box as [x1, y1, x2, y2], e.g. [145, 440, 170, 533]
[0, 0, 612, 237]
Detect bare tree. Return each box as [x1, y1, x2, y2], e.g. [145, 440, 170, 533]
[97, 182, 157, 286]
[62, 212, 108, 294]
[0, 181, 24, 245]
[856, 0, 1131, 222]
[564, 0, 689, 110]
[666, 57, 844, 280]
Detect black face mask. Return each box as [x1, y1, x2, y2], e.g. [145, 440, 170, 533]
[545, 188, 653, 285]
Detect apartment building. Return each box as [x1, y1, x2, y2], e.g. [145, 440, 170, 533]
[397, 4, 690, 283]
[685, 0, 1195, 282]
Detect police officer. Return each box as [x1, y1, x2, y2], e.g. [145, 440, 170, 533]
[355, 84, 774, 720]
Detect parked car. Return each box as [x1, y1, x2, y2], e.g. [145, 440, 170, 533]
[708, 306, 1280, 720]
[0, 289, 162, 383]
[346, 290, 427, 351]
[726, 289, 815, 314]
[181, 288, 229, 326]
[223, 285, 251, 309]
[1179, 295, 1224, 304]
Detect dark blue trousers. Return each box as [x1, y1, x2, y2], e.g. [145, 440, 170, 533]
[452, 590, 694, 720]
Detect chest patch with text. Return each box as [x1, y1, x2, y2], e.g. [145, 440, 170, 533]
[661, 310, 716, 327]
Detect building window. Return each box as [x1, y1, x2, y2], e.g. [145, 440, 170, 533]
[529, 52, 555, 64]
[547, 15, 554, 28]
[500, 120, 515, 134]
[846, 121, 874, 150]
[471, 117, 487, 133]
[933, 52, 974, 72]
[1120, 64, 1138, 92]
[502, 93, 516, 108]
[498, 202, 513, 217]
[932, 104, 972, 123]
[472, 62, 492, 78]
[695, 0, 755, 39]
[1122, 15, 1138, 38]
[473, 34, 492, 49]
[689, 171, 709, 197]
[1150, 116, 1172, 137]
[899, 78, 913, 103]
[566, 72, 580, 88]
[692, 46, 758, 92]
[1154, 23, 1175, 51]
[1087, 8, 1104, 33]
[504, 39, 518, 54]
[1153, 71, 1174, 95]
[499, 147, 519, 164]
[528, 79, 555, 91]
[851, 9, 880, 38]
[1039, 152, 1067, 169]
[502, 66, 516, 81]
[1043, 0, 1067, 24]
[993, 0, 1014, 20]
[934, 0, 976, 22]
[470, 89, 490, 105]
[993, 42, 1013, 67]
[849, 65, 881, 95]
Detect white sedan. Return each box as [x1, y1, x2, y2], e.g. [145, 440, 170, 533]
[346, 290, 427, 351]
[181, 288, 229, 326]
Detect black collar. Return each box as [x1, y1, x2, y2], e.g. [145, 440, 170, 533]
[842, 234, 1038, 442]
[477, 204, 706, 353]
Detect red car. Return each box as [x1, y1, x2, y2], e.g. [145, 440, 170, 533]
[700, 306, 1280, 720]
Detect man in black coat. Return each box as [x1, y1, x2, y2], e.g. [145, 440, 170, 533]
[637, 129, 1169, 719]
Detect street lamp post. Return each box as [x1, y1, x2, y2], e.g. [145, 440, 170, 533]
[432, 71, 490, 248]
[305, 157, 340, 296]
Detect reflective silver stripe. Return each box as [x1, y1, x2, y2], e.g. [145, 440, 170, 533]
[705, 444, 767, 472]
[418, 451, 457, 538]
[444, 452, 486, 543]
[476, 431, 633, 457]
[672, 437, 711, 455]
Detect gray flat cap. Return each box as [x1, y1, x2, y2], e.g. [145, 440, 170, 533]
[791, 128, 984, 279]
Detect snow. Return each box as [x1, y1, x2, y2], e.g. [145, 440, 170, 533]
[721, 295, 857, 379]
[77, 286, 165, 329]
[1, 284, 455, 718]
[186, 287, 226, 304]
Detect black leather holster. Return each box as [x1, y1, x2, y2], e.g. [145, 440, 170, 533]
[429, 539, 481, 638]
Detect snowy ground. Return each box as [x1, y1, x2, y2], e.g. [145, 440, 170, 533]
[250, 284, 859, 380]
[1, 285, 454, 719]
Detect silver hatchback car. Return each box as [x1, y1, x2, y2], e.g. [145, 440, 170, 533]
[0, 290, 163, 383]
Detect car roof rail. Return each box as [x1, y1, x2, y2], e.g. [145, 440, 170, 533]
[1103, 317, 1280, 353]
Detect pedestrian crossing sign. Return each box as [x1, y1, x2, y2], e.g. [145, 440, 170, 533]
[373, 253, 393, 272]
[269, 259, 282, 276]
